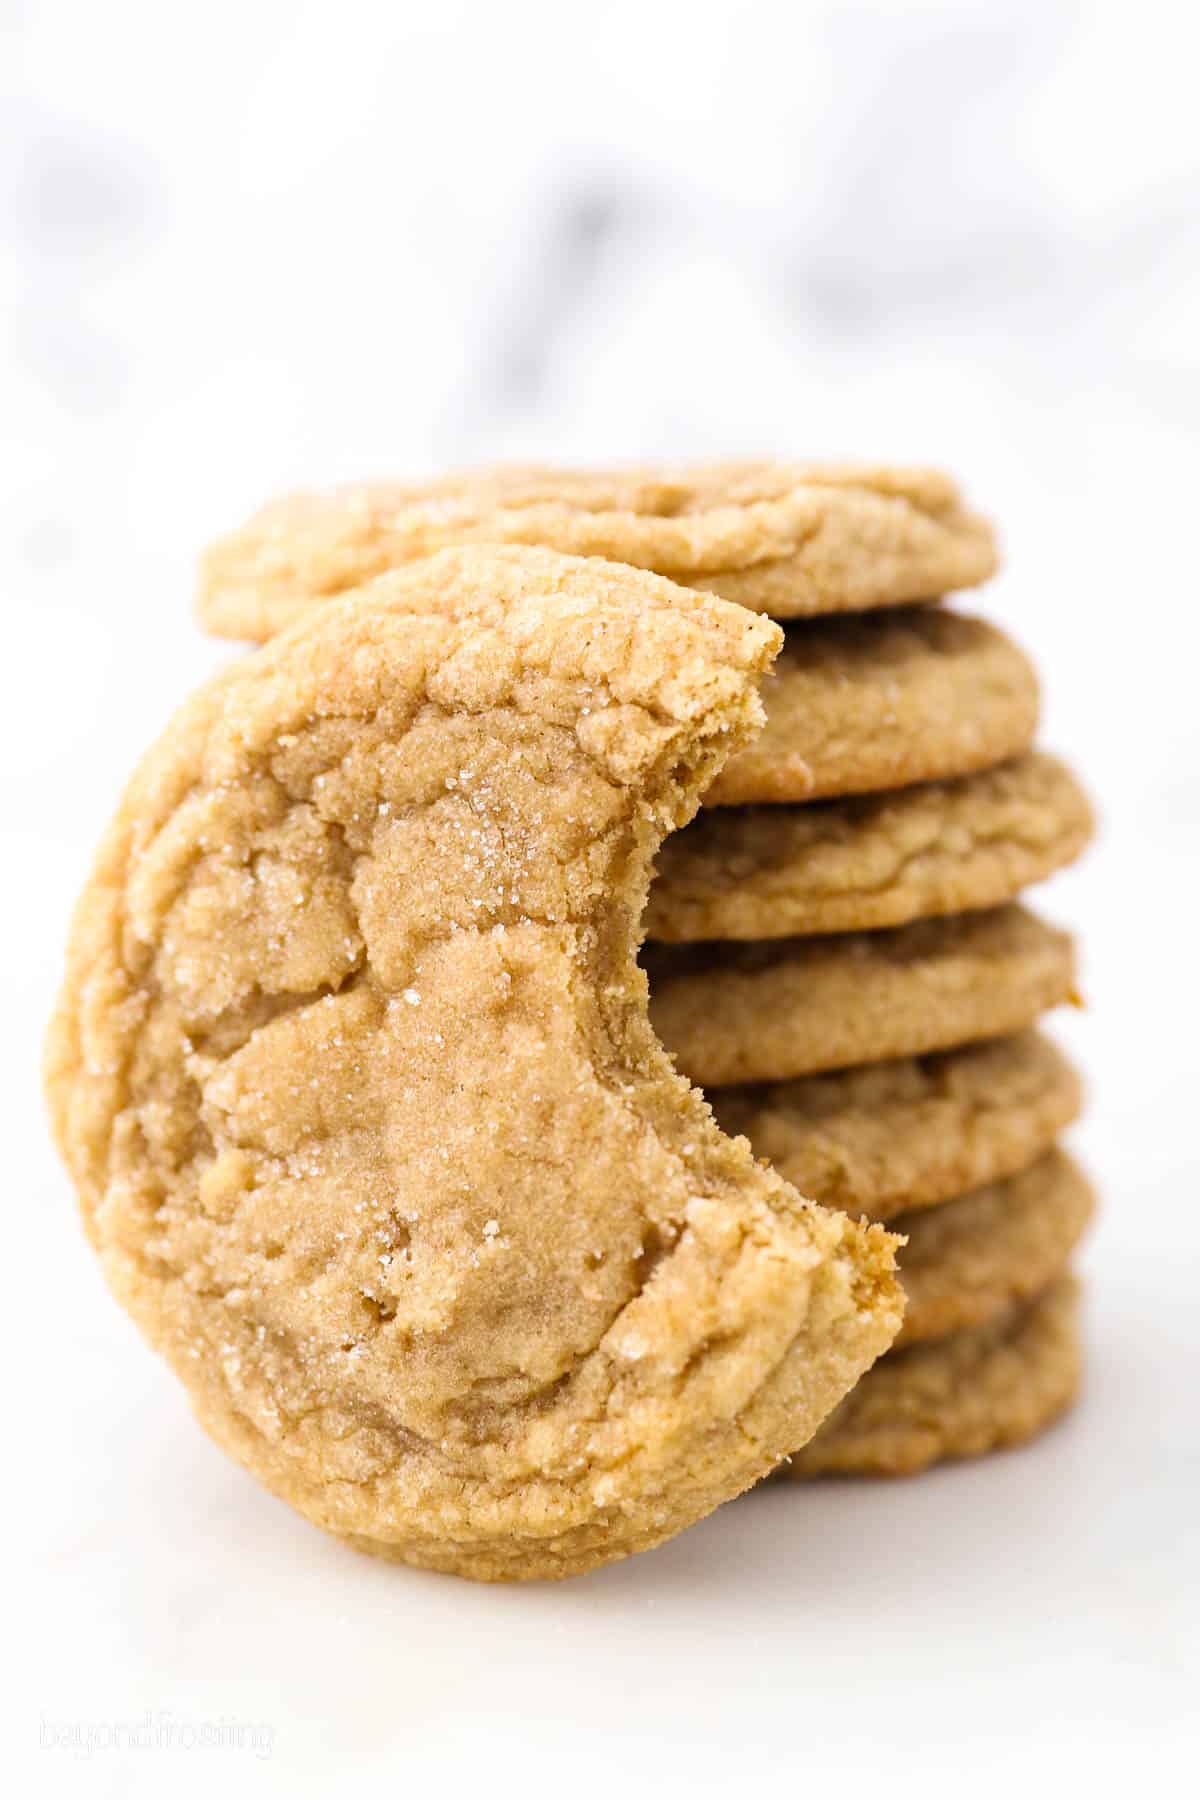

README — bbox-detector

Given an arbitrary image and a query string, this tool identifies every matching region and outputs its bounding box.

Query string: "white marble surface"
[5,2,1199,1793]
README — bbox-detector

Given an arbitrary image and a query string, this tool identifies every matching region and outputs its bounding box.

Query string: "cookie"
[197,461,997,642]
[892,1151,1093,1347]
[648,905,1077,1086]
[710,1030,1082,1221]
[46,545,905,1583]
[706,609,1038,806]
[781,1275,1081,1477]
[648,752,1093,941]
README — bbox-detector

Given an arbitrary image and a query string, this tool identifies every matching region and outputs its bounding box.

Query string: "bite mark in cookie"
[47,545,903,1582]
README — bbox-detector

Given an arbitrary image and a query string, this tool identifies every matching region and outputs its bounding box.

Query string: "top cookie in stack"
[198,461,997,642]
[199,461,1094,1480]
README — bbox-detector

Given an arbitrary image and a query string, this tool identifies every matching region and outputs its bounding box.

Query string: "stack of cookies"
[644,632,1094,1478]
[198,462,1094,1482]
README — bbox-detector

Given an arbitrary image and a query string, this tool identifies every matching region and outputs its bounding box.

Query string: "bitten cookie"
[781,1276,1081,1477]
[706,609,1038,806]
[197,461,997,641]
[648,752,1093,942]
[892,1151,1094,1346]
[649,905,1078,1086]
[46,545,903,1583]
[710,1030,1082,1221]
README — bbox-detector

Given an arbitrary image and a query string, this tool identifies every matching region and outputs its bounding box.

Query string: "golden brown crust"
[781,1275,1082,1478]
[648,906,1078,1087]
[691,504,995,617]
[892,1151,1093,1346]
[648,753,1094,941]
[46,544,903,1582]
[705,608,1038,805]
[197,461,998,641]
[710,1030,1082,1221]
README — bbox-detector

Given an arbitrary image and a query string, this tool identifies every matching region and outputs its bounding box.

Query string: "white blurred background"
[5,2,1198,1794]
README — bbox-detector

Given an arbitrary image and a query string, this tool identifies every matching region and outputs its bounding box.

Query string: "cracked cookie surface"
[706,609,1038,806]
[649,905,1077,1086]
[648,752,1093,941]
[711,1030,1081,1221]
[197,461,997,642]
[47,545,903,1582]
[781,1275,1081,1477]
